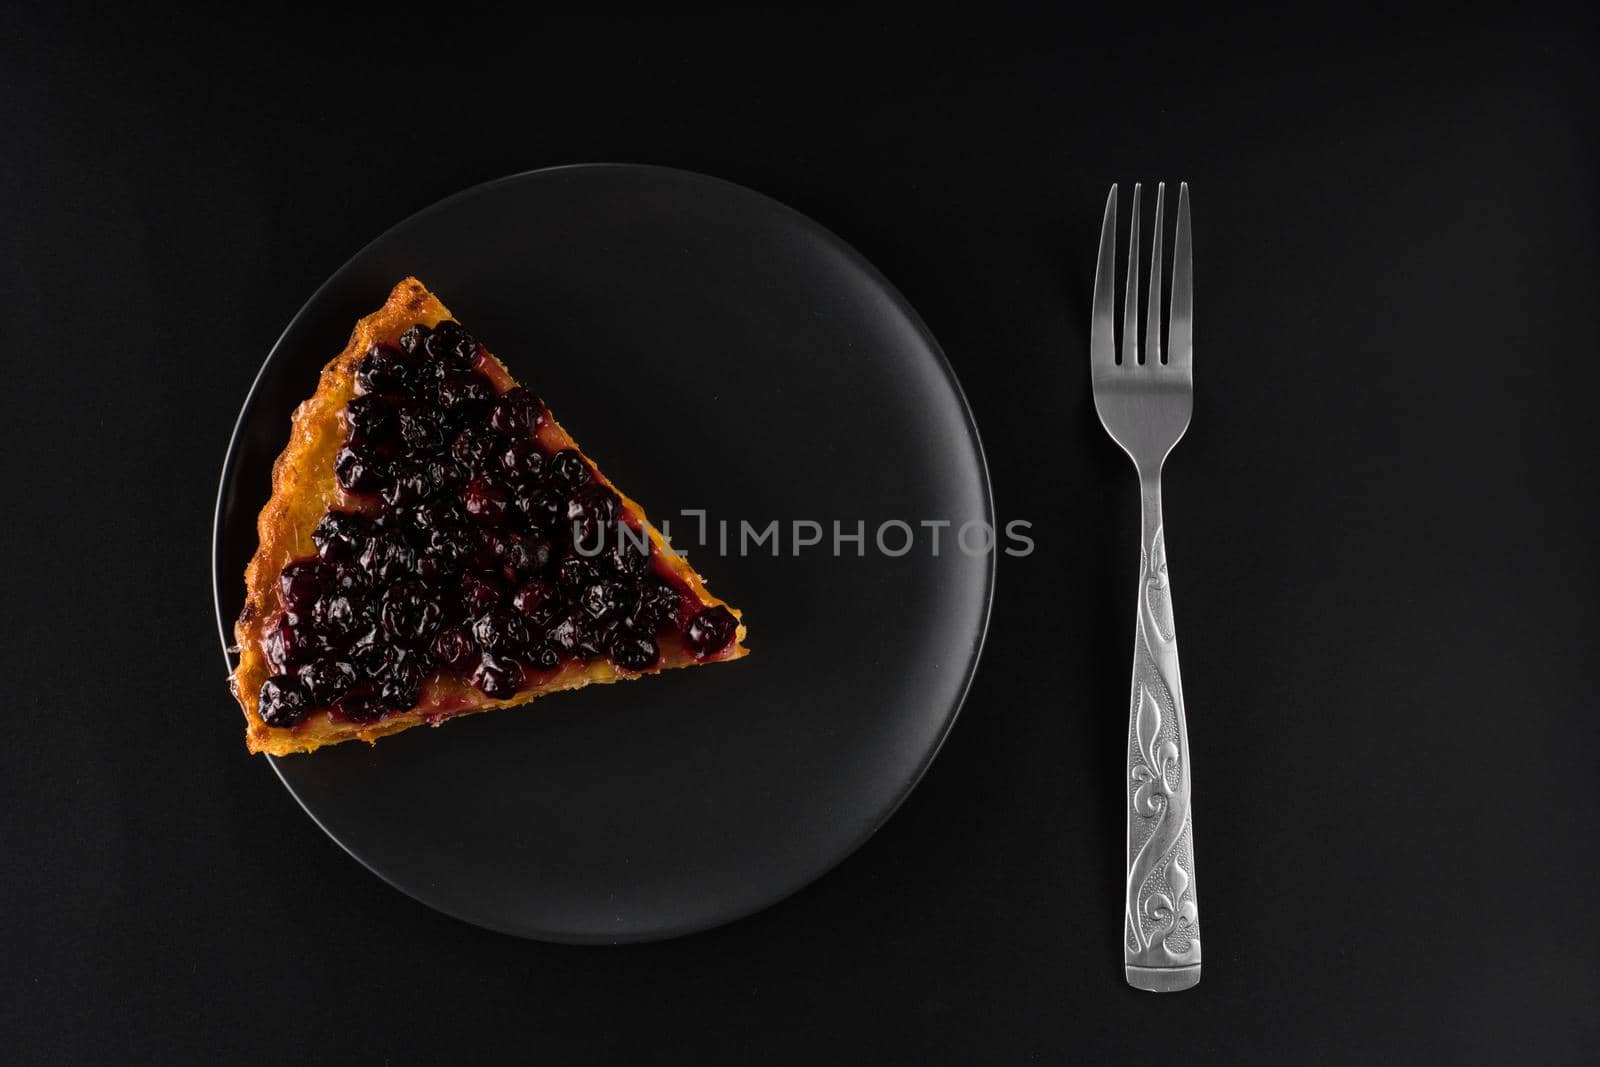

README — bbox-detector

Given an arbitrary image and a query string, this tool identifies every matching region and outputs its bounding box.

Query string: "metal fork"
[1091,182,1202,992]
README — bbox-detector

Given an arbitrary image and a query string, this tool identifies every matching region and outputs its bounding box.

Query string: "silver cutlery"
[1090,182,1202,992]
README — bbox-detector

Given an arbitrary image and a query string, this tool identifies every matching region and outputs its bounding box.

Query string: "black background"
[4,6,1598,1063]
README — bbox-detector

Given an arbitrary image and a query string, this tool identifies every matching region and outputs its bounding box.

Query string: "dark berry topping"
[567,485,620,551]
[358,530,417,585]
[420,529,474,577]
[344,394,393,437]
[472,609,529,656]
[458,572,503,617]
[261,310,735,730]
[263,613,319,670]
[544,608,582,654]
[471,654,524,699]
[356,343,411,394]
[381,463,430,508]
[279,557,335,613]
[573,616,618,659]
[437,372,495,421]
[499,437,545,485]
[685,606,738,656]
[610,631,660,672]
[487,386,544,436]
[425,320,480,372]
[331,561,368,594]
[334,447,388,493]
[397,323,431,355]
[503,532,553,579]
[473,528,512,571]
[608,582,644,628]
[313,590,367,642]
[342,425,401,463]
[579,578,626,621]
[312,511,373,562]
[451,425,505,468]
[407,349,447,399]
[525,643,563,672]
[414,556,446,584]
[608,528,652,580]
[555,555,600,596]
[432,626,477,672]
[409,496,460,532]
[375,646,432,711]
[298,659,358,705]
[510,577,556,620]
[380,579,444,647]
[547,449,591,492]
[397,403,447,454]
[514,485,563,531]
[422,456,470,497]
[635,577,684,631]
[336,689,387,724]
[347,626,387,680]
[463,477,509,525]
[259,675,312,727]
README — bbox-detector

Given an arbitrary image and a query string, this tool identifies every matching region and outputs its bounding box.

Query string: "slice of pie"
[230,277,747,755]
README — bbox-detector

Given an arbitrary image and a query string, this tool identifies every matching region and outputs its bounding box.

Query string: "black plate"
[212,164,993,942]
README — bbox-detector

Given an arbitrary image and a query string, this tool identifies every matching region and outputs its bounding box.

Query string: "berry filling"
[257,320,733,730]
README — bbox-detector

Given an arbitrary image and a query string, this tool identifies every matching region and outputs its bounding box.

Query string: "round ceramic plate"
[212,164,993,942]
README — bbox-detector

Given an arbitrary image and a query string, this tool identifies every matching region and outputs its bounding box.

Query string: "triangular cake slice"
[230,278,748,755]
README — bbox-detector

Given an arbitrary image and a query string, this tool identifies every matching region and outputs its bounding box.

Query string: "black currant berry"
[259,675,311,727]
[685,605,738,656]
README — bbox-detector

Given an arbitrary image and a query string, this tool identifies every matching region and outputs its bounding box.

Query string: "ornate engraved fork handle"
[1123,474,1201,992]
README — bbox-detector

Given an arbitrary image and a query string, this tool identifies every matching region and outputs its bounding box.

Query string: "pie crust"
[229,278,747,755]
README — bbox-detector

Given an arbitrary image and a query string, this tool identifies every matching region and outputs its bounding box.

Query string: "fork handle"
[1123,475,1202,991]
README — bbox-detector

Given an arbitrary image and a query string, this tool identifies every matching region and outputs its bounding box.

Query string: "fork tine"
[1168,182,1193,374]
[1090,184,1118,374]
[1122,182,1142,365]
[1145,182,1165,365]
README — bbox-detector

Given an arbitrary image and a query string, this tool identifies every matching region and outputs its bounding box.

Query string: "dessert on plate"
[229,278,747,755]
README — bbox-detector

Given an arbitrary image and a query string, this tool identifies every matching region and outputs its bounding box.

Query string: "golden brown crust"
[230,278,747,756]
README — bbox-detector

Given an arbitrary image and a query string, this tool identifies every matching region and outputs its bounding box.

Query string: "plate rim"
[210,162,996,943]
